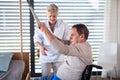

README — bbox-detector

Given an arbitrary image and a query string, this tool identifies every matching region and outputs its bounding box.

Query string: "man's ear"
[80,34,85,39]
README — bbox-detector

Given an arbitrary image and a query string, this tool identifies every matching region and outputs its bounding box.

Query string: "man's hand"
[37,22,56,42]
[37,22,48,32]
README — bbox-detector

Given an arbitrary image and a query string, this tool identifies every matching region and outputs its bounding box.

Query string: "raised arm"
[39,22,55,42]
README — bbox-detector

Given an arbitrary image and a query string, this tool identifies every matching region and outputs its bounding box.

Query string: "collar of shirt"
[46,20,59,33]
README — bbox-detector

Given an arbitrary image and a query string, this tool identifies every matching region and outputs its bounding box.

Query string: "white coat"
[34,20,70,63]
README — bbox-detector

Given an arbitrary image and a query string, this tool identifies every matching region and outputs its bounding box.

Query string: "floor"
[30,76,120,80]
[91,76,120,80]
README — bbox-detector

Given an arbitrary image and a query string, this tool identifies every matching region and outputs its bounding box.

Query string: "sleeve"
[51,38,91,57]
[33,27,43,44]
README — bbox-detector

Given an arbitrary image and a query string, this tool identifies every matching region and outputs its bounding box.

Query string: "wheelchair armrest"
[90,64,103,69]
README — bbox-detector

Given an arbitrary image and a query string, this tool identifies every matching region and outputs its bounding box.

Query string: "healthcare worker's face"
[70,27,85,44]
[47,12,58,25]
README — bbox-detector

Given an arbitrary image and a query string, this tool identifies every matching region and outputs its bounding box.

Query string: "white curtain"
[104,0,120,77]
[104,0,118,42]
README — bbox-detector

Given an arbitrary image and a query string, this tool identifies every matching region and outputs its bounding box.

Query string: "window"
[33,0,105,76]
[0,0,105,77]
[0,0,30,52]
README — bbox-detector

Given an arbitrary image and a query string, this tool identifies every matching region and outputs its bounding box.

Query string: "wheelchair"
[81,64,103,80]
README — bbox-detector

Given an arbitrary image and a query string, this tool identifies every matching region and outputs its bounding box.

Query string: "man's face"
[70,27,84,44]
[47,12,58,25]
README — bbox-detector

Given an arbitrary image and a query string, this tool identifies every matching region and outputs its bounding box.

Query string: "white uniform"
[34,19,69,63]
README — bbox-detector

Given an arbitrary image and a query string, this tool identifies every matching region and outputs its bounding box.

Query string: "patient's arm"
[55,37,70,45]
[38,22,69,45]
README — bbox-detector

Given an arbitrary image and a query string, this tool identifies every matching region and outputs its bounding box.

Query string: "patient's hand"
[37,22,48,32]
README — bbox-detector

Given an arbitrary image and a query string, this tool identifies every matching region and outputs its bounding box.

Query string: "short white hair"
[47,4,58,13]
